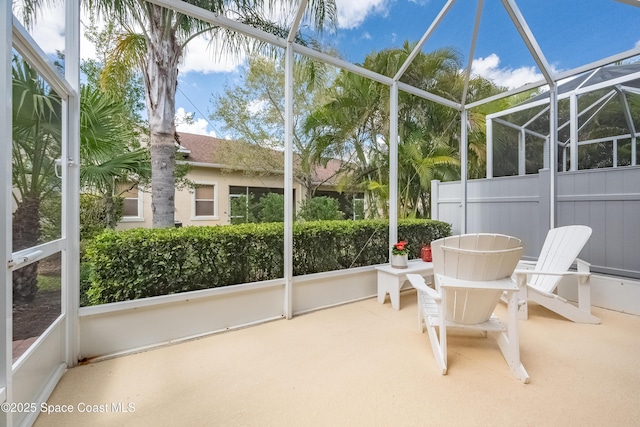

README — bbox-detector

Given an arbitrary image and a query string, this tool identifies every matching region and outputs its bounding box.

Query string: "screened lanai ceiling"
[13,0,640,113]
[139,0,640,112]
[495,62,640,135]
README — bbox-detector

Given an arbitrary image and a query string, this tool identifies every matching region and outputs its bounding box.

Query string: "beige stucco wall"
[117,165,306,229]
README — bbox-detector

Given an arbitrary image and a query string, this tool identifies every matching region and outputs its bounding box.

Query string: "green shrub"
[298,196,344,221]
[40,194,62,242]
[80,194,124,240]
[229,194,257,224]
[85,219,450,305]
[79,262,92,307]
[257,193,285,222]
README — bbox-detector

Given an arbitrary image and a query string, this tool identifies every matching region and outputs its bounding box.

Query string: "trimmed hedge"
[85,219,450,305]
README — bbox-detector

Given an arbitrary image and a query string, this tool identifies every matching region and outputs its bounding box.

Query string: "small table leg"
[389,285,400,310]
[377,272,403,310]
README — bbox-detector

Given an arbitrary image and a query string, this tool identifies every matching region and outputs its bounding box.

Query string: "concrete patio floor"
[35,290,640,426]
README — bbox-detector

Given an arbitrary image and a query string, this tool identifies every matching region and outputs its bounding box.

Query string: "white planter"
[391,254,408,269]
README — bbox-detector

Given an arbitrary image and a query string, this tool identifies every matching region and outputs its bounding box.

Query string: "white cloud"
[334,0,390,30]
[21,1,390,74]
[635,39,640,49]
[80,27,98,61]
[260,0,387,33]
[179,35,246,74]
[14,3,66,56]
[22,3,244,75]
[471,53,544,89]
[16,5,103,62]
[246,99,267,115]
[361,32,372,40]
[175,107,217,137]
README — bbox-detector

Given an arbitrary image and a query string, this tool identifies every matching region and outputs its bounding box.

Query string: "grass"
[37,275,62,292]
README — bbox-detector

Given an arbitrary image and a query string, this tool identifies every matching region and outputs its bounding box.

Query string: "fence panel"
[557,167,640,278]
[432,167,640,279]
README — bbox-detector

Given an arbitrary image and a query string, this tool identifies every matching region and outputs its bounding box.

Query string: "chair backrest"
[529,225,592,293]
[432,234,523,280]
[432,234,523,325]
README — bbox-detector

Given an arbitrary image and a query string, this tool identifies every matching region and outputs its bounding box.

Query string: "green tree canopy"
[210,55,341,197]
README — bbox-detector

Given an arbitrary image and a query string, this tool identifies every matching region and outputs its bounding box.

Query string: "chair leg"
[438,296,447,375]
[496,331,530,384]
[529,291,601,324]
[417,292,426,332]
[577,279,591,313]
[426,323,447,375]
[424,298,447,375]
[496,291,530,383]
[517,286,529,320]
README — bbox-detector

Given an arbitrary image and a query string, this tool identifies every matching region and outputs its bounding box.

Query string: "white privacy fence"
[432,167,640,279]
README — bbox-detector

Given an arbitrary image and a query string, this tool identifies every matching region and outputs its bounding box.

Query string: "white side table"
[375,261,434,310]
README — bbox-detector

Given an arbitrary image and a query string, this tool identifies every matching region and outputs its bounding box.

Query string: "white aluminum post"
[613,139,618,167]
[549,84,558,229]
[282,1,305,319]
[284,43,294,319]
[389,83,399,257]
[518,129,526,175]
[1,0,12,414]
[543,136,550,169]
[501,0,554,85]
[486,118,493,178]
[461,0,484,106]
[460,108,468,233]
[394,0,457,82]
[569,93,578,171]
[65,0,81,367]
[431,180,440,220]
[616,84,637,166]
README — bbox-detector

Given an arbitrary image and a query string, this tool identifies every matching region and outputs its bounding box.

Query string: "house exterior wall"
[117,165,307,229]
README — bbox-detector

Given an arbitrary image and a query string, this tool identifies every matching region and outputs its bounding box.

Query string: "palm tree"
[307,45,469,218]
[308,43,510,217]
[305,70,387,216]
[12,57,63,301]
[12,56,148,301]
[84,0,336,227]
[79,84,150,193]
[397,129,458,218]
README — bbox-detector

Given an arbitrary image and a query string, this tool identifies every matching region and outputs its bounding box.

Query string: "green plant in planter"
[392,241,409,255]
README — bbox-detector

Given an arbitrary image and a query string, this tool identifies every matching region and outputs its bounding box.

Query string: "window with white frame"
[193,183,217,219]
[353,197,365,220]
[116,182,143,220]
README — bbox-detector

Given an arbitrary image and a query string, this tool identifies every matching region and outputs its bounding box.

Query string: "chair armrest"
[517,260,537,268]
[437,274,519,292]
[513,269,590,277]
[514,268,591,287]
[406,274,441,300]
[576,258,591,272]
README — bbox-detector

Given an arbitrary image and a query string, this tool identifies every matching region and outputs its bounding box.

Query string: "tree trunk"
[144,5,183,228]
[12,195,41,302]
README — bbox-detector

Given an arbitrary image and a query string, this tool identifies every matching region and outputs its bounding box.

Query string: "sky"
[16,0,640,138]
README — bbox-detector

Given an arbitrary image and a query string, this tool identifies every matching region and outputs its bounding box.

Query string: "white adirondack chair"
[407,233,529,383]
[515,225,600,324]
